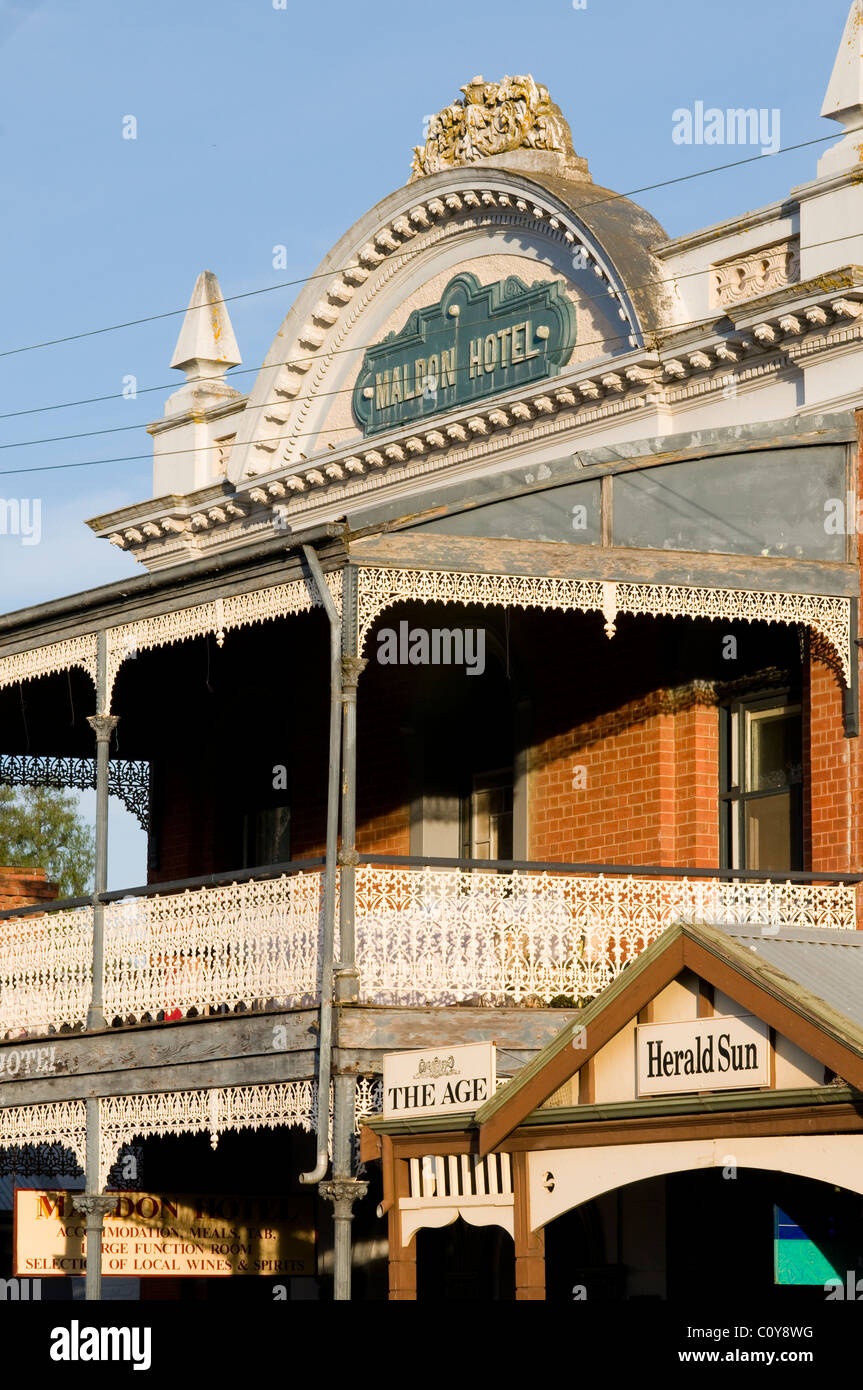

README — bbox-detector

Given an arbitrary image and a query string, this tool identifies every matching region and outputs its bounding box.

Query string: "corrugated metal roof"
[716,925,863,1031]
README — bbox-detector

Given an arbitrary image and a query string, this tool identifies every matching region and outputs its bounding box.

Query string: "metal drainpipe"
[325,567,368,1300]
[299,547,342,1187]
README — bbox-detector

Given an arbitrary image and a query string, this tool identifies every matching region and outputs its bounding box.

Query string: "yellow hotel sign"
[15,1191,315,1277]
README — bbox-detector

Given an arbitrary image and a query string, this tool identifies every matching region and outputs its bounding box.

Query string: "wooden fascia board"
[389,1133,477,1161]
[500,1099,863,1152]
[375,1095,863,1160]
[348,533,858,598]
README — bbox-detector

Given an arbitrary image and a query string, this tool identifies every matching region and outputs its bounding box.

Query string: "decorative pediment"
[409,75,581,180]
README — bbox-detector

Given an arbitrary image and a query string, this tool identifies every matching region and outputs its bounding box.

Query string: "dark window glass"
[243,805,291,868]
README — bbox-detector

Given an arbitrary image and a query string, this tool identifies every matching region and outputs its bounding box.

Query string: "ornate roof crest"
[410,74,579,180]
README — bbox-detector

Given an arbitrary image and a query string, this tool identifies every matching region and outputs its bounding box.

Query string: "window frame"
[719,690,803,872]
[459,767,514,863]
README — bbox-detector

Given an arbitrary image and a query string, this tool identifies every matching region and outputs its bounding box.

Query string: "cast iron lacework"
[97,1084,325,1187]
[0,755,150,831]
[352,864,856,1005]
[0,634,98,696]
[0,868,854,1036]
[355,1077,383,1125]
[0,1084,382,1189]
[0,1101,86,1173]
[0,572,342,707]
[104,572,343,706]
[0,1141,83,1180]
[355,567,852,685]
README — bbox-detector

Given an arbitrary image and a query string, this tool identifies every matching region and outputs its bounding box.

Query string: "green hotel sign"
[352,271,577,437]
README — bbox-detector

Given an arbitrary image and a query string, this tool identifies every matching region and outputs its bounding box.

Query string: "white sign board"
[383,1042,496,1118]
[636,1015,770,1096]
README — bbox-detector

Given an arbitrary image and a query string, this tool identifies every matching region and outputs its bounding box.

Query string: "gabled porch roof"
[475,920,863,1154]
[361,919,863,1163]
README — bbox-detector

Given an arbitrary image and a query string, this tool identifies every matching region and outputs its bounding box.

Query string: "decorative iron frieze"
[0,1083,378,1191]
[0,755,150,831]
[0,575,342,708]
[354,566,852,686]
[0,866,854,1036]
[0,634,98,697]
[105,571,343,707]
[97,1083,326,1188]
[0,1101,86,1174]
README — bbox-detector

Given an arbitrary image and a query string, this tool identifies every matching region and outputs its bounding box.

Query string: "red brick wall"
[0,865,59,911]
[529,689,719,868]
[673,701,720,867]
[803,656,850,872]
[145,571,861,884]
[355,807,411,855]
[532,694,664,864]
[154,760,220,883]
[149,650,855,880]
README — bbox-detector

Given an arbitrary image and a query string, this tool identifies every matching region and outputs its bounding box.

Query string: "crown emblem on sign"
[414,1055,458,1080]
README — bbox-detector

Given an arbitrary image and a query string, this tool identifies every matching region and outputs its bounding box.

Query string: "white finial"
[818,1,863,177]
[170,270,241,381]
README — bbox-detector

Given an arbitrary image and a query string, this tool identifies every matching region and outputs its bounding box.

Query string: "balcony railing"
[0,860,857,1036]
[353,864,857,1006]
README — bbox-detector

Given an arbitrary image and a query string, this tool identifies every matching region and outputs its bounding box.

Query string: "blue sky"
[0,0,854,885]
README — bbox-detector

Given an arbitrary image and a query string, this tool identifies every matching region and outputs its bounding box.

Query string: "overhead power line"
[2,220,861,429]
[0,131,837,362]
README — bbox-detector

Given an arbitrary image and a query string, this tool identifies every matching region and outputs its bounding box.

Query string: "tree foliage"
[0,786,96,898]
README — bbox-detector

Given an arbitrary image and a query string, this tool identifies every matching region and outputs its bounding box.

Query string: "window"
[720,696,802,871]
[242,805,291,869]
[461,769,513,861]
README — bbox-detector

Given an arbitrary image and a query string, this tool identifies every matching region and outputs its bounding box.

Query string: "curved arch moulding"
[355,565,853,688]
[229,170,648,482]
[529,1134,863,1230]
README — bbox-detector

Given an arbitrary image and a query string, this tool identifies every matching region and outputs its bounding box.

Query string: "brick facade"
[529,687,720,868]
[0,865,59,912]
[144,566,860,882]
